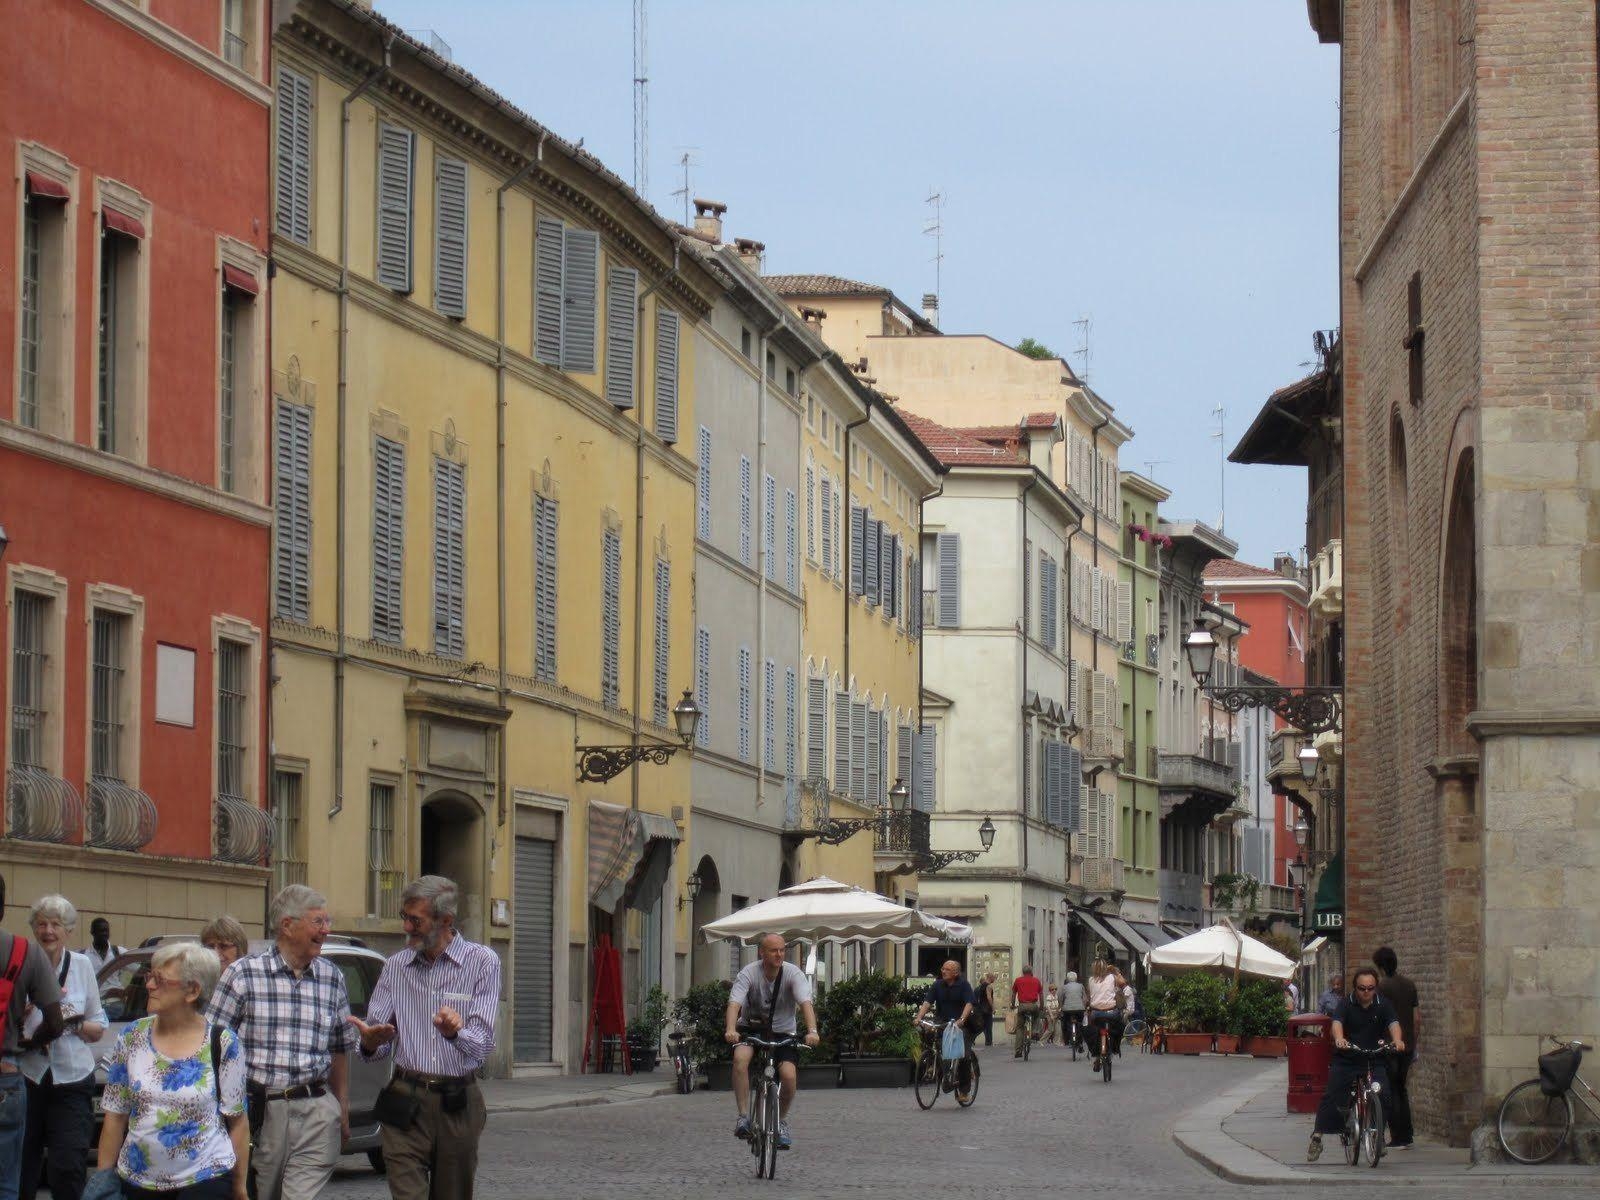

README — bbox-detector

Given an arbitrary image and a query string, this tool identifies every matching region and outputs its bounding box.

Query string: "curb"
[1172,1068,1598,1188]
[485,1081,679,1116]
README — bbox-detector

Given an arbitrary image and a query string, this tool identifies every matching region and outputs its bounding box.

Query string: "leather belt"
[394,1067,475,1092]
[261,1080,327,1102]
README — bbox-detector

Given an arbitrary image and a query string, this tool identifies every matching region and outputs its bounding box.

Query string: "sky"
[372,0,1340,567]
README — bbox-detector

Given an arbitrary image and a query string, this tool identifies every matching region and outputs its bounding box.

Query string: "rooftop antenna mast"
[1211,403,1226,532]
[1072,314,1093,383]
[924,189,944,310]
[632,0,648,196]
[669,150,698,226]
[1143,459,1171,482]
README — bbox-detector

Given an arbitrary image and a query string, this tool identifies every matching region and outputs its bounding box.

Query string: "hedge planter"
[1164,1033,1214,1056]
[838,1055,912,1087]
[1214,1034,1243,1055]
[700,1060,734,1091]
[797,1062,842,1089]
[1247,1035,1288,1058]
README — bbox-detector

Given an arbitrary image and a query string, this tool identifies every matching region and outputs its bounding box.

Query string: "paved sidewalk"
[479,1070,678,1115]
[1174,1062,1596,1187]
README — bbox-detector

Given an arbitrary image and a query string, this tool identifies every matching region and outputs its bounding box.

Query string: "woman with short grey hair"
[200,916,251,967]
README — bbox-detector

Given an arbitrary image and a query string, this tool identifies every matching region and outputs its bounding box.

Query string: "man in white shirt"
[723,934,819,1152]
[83,919,122,976]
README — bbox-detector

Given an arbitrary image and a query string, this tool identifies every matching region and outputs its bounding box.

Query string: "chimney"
[922,292,940,328]
[1274,552,1299,579]
[693,198,726,244]
[733,237,765,272]
[799,305,827,334]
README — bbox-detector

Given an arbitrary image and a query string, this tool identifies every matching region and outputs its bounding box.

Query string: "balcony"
[1262,883,1299,916]
[214,793,274,865]
[873,807,933,857]
[1266,726,1301,787]
[1080,856,1123,893]
[1156,752,1238,801]
[1084,726,1120,762]
[4,766,83,844]
[1310,538,1342,619]
[87,776,158,851]
[1158,868,1205,925]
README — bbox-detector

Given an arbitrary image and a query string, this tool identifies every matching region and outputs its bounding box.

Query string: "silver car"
[91,935,394,1172]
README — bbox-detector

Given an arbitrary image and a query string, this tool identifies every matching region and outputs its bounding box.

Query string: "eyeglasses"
[400,914,431,929]
[298,915,334,929]
[1354,984,1377,993]
[146,972,181,990]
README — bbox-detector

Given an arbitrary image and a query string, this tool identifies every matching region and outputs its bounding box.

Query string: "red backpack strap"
[3,934,26,981]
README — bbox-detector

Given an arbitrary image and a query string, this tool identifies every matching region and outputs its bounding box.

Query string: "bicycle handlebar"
[738,1034,808,1051]
[1338,1043,1394,1058]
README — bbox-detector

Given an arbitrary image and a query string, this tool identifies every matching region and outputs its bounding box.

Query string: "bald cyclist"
[724,933,820,1151]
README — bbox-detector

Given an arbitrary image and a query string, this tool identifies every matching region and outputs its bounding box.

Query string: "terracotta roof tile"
[898,410,1027,467]
[763,274,887,298]
[1203,558,1285,580]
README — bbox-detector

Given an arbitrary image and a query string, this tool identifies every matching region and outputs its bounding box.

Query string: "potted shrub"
[626,984,671,1072]
[820,971,915,1087]
[1236,978,1290,1056]
[1151,973,1227,1054]
[671,980,733,1089]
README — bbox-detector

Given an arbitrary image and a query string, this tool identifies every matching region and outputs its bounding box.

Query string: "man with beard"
[349,876,500,1200]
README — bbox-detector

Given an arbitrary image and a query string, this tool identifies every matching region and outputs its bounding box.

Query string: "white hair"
[29,894,78,931]
[152,942,223,1008]
[269,884,328,933]
[401,875,458,920]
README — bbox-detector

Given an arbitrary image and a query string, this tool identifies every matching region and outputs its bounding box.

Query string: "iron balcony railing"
[215,793,274,865]
[87,775,158,851]
[5,765,83,844]
[873,807,933,857]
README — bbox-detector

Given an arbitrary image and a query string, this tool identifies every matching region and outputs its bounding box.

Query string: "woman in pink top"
[1085,959,1127,1069]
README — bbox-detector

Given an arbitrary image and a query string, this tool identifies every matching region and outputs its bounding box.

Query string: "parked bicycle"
[1339,1044,1390,1167]
[1497,1036,1596,1164]
[739,1034,806,1179]
[667,1029,695,1095]
[914,1018,979,1110]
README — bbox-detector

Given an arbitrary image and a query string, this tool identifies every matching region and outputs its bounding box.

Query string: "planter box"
[1164,1032,1214,1056]
[1246,1035,1288,1058]
[838,1055,912,1087]
[700,1060,734,1091]
[1214,1034,1242,1055]
[797,1062,841,1089]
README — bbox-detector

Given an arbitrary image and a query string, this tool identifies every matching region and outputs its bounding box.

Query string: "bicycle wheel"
[1126,1017,1148,1049]
[1497,1078,1574,1164]
[914,1051,942,1110]
[1363,1091,1384,1168]
[1343,1096,1362,1165]
[1022,1022,1032,1061]
[1069,1022,1079,1061]
[761,1083,781,1179]
[956,1053,980,1107]
[1102,1041,1113,1082]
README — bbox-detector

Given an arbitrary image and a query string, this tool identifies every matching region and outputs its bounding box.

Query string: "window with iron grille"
[219,288,239,493]
[10,592,49,768]
[368,780,400,918]
[216,640,249,803]
[271,768,307,891]
[91,610,129,782]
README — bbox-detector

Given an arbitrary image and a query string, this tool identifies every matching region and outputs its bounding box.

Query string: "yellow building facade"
[269,2,719,1074]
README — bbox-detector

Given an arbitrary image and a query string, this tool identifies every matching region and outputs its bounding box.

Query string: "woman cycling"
[1086,959,1127,1071]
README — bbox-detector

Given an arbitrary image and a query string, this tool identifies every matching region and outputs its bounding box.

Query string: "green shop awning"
[1313,853,1344,935]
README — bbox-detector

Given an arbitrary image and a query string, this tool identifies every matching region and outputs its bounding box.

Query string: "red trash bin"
[1287,1014,1333,1113]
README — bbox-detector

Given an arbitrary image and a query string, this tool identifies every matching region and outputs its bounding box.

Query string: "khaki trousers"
[381,1081,486,1200]
[253,1090,340,1200]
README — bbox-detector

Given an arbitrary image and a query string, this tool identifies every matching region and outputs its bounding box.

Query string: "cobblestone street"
[323,1046,1511,1199]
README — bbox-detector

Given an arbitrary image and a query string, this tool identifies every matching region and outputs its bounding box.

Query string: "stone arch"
[419,787,485,939]
[690,854,722,985]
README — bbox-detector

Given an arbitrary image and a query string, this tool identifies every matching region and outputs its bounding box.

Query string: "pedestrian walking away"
[206,885,357,1200]
[0,871,66,1200]
[1060,972,1087,1049]
[1010,966,1043,1057]
[723,933,820,1150]
[349,876,501,1200]
[973,974,996,1047]
[1373,947,1420,1149]
[19,894,107,1200]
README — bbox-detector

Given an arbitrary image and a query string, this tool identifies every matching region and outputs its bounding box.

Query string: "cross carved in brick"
[1402,270,1424,404]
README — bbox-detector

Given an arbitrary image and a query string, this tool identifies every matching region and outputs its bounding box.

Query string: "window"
[433,156,468,318]
[763,658,776,771]
[274,66,314,245]
[805,676,827,781]
[652,560,670,726]
[784,488,798,591]
[17,168,71,434]
[653,309,680,442]
[534,217,599,373]
[765,349,775,380]
[604,266,638,408]
[97,213,143,456]
[372,436,406,643]
[695,627,711,747]
[216,639,250,803]
[740,328,752,359]
[217,256,262,497]
[431,457,466,658]
[819,475,833,576]
[271,768,307,891]
[534,494,558,682]
[696,426,712,540]
[804,466,816,564]
[601,526,621,708]
[219,289,239,491]
[737,646,752,762]
[375,123,414,292]
[91,610,131,782]
[934,531,960,628]
[273,401,312,621]
[10,591,51,769]
[763,473,776,581]
[368,780,400,918]
[785,367,797,397]
[784,668,797,781]
[222,0,250,69]
[739,456,752,566]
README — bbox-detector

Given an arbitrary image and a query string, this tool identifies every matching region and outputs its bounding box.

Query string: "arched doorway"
[420,789,484,939]
[690,855,721,985]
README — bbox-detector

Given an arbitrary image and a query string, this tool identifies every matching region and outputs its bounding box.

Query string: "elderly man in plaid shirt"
[207,885,357,1200]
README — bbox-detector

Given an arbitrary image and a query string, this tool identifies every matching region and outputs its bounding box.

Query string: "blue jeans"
[0,1072,29,1200]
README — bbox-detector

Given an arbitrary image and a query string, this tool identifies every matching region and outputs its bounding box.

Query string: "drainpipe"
[495,134,545,838]
[331,35,393,818]
[629,244,682,814]
[1018,475,1037,877]
[1061,510,1083,889]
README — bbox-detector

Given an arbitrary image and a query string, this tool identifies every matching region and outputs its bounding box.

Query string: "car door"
[332,952,391,1114]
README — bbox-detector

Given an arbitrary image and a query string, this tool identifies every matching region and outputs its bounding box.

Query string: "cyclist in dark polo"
[1307,966,1405,1161]
[913,960,977,1091]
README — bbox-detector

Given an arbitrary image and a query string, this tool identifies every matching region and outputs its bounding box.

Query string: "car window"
[334,955,372,1018]
[102,965,152,1024]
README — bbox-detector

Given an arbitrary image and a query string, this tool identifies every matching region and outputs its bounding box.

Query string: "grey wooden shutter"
[819,476,833,575]
[375,123,414,292]
[833,692,850,791]
[534,216,564,365]
[805,467,815,561]
[864,703,880,805]
[737,646,752,761]
[1024,541,1033,637]
[1044,741,1061,827]
[601,528,621,708]
[561,227,598,373]
[805,676,827,781]
[849,505,867,596]
[1117,581,1133,643]
[913,724,936,813]
[884,534,899,617]
[896,725,912,794]
[784,668,797,781]
[695,627,711,746]
[654,308,680,442]
[433,155,468,318]
[784,489,798,590]
[652,559,670,725]
[763,658,776,771]
[935,532,960,628]
[763,473,777,581]
[739,457,752,565]
[864,516,880,606]
[850,700,867,801]
[909,555,921,638]
[1066,745,1083,832]
[273,401,312,622]
[431,457,465,657]
[832,488,843,581]
[604,266,637,408]
[371,435,406,643]
[534,495,558,682]
[696,426,711,539]
[1042,556,1058,653]
[274,66,313,245]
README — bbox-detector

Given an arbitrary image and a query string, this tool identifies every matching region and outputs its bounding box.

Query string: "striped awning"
[588,799,681,912]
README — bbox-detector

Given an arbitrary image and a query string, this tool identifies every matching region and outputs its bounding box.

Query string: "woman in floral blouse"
[95,942,248,1200]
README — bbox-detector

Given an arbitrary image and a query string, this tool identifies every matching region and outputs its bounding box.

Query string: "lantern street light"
[1181,618,1343,735]
[575,688,702,783]
[678,869,703,911]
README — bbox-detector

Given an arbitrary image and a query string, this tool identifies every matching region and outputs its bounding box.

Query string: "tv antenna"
[1072,314,1093,383]
[1142,459,1171,482]
[632,0,649,195]
[924,190,945,310]
[669,149,698,226]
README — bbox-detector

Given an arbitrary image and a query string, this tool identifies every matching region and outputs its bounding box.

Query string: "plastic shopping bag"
[942,1022,966,1062]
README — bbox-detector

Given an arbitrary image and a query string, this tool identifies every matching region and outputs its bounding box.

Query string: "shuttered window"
[273,401,312,621]
[274,66,313,245]
[784,489,798,591]
[534,495,558,682]
[935,532,960,628]
[534,216,564,365]
[763,658,776,771]
[375,123,414,292]
[849,700,867,801]
[864,703,880,805]
[896,725,913,795]
[737,646,752,761]
[562,227,598,374]
[864,515,880,606]
[908,554,921,639]
[1024,540,1033,637]
[849,505,867,596]
[601,527,621,708]
[763,473,777,581]
[431,458,466,658]
[1041,555,1058,653]
[1065,744,1083,831]
[784,668,797,781]
[833,692,850,792]
[652,559,670,726]
[695,627,711,747]
[805,467,816,562]
[433,156,468,317]
[696,426,712,540]
[604,266,638,408]
[654,308,680,442]
[819,476,833,576]
[883,533,898,618]
[739,457,753,566]
[1091,566,1104,632]
[805,676,826,781]
[371,436,405,643]
[1117,581,1133,643]
[913,724,937,813]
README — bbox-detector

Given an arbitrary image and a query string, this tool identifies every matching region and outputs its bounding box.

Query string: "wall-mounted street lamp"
[678,869,703,911]
[1182,619,1343,734]
[575,688,703,783]
[793,777,996,874]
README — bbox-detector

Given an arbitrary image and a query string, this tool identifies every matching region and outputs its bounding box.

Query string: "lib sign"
[1314,910,1344,931]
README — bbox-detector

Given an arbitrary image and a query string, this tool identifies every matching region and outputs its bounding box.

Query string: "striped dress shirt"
[362,935,500,1076]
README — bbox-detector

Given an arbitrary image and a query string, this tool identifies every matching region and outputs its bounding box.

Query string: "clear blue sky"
[373,0,1339,566]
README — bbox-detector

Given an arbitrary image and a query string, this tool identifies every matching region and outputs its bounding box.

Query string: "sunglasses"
[1354,984,1377,993]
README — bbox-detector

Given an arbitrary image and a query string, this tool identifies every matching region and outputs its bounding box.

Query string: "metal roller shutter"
[513,836,556,1062]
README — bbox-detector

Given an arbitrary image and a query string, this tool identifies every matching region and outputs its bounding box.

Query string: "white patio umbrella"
[1147,918,1296,981]
[699,876,972,945]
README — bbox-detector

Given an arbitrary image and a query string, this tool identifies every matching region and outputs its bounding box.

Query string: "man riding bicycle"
[1010,965,1043,1057]
[913,960,976,1090]
[1306,966,1405,1162]
[725,933,820,1151]
[1060,971,1088,1049]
